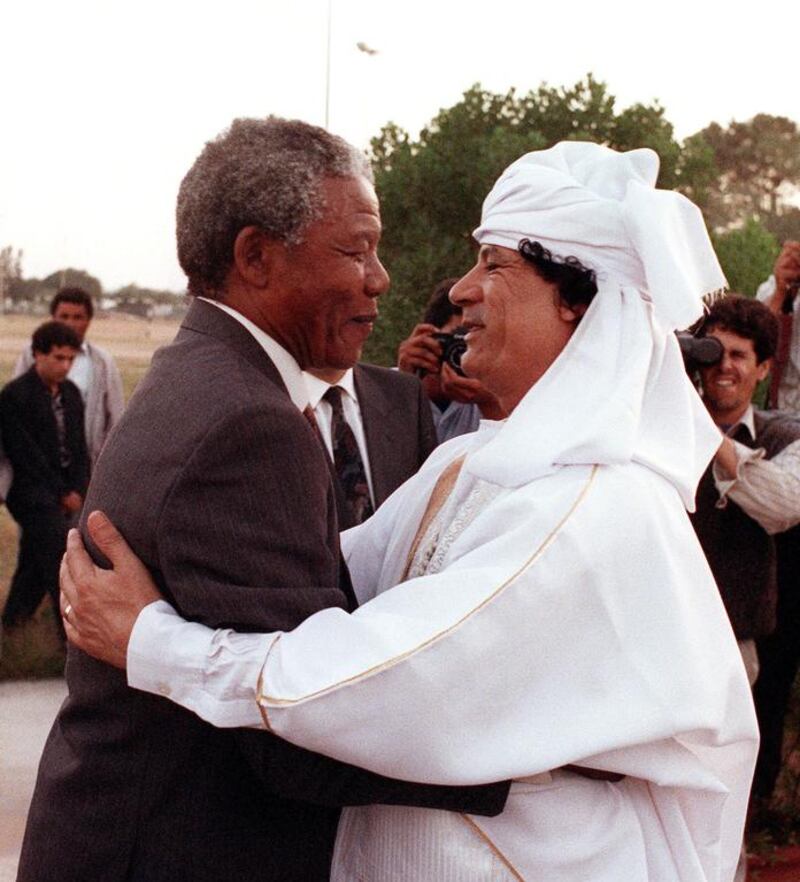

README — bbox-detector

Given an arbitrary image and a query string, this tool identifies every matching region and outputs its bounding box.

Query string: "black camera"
[676,331,723,374]
[433,325,468,377]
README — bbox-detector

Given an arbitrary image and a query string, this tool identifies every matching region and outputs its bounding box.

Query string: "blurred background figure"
[12,287,124,468]
[757,241,800,413]
[0,321,90,642]
[397,278,505,443]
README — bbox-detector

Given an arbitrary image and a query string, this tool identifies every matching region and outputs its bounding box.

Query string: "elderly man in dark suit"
[18,118,507,882]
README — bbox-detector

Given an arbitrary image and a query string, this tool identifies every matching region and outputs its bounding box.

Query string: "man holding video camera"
[397,278,505,442]
[691,296,800,859]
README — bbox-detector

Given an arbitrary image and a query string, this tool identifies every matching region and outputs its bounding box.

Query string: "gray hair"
[176,116,373,298]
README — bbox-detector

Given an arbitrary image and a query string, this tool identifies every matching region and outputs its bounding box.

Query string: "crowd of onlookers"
[1,239,799,855]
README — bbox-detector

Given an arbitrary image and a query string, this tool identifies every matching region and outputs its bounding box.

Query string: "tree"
[365,76,717,365]
[694,114,800,231]
[42,268,103,300]
[110,283,187,318]
[712,218,780,297]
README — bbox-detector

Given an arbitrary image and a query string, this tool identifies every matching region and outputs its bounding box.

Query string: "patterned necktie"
[323,385,373,525]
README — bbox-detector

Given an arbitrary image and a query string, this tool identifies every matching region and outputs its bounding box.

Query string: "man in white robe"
[61,141,758,882]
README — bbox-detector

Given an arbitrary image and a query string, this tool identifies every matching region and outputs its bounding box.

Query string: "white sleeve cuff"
[127,600,277,729]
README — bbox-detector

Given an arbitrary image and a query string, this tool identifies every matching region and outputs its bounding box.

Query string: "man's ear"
[756,357,772,383]
[557,300,589,324]
[232,226,277,288]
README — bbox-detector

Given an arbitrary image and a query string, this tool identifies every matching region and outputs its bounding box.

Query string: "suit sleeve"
[153,403,509,815]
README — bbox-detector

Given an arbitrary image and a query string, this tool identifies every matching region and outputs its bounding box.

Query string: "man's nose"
[366,254,390,298]
[449,270,478,306]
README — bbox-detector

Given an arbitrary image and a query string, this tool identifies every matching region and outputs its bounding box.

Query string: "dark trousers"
[2,503,69,638]
[753,587,800,800]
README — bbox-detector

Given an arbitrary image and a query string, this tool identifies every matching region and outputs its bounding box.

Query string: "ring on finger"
[63,602,72,620]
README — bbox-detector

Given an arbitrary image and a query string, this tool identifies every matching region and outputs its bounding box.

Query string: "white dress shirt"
[304,369,375,505]
[67,343,93,401]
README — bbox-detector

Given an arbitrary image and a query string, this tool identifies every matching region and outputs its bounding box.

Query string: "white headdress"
[473,141,725,330]
[466,142,725,508]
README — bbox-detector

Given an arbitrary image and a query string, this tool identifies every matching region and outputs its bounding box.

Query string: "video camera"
[676,331,723,375]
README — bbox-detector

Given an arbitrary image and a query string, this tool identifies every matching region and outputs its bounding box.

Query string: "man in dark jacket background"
[0,320,89,640]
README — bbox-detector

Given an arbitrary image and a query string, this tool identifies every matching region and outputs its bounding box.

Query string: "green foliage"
[365,76,718,365]
[712,217,780,297]
[695,114,800,230]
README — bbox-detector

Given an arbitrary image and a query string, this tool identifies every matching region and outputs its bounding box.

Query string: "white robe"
[256,290,758,882]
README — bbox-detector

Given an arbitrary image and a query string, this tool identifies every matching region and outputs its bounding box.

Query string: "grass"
[0,312,180,680]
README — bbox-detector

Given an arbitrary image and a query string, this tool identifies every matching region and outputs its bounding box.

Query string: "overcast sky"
[1,0,797,293]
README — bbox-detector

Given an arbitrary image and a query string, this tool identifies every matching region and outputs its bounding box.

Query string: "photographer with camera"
[757,240,800,412]
[690,295,800,868]
[397,278,505,442]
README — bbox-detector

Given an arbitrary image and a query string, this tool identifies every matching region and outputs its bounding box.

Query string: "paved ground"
[0,678,66,882]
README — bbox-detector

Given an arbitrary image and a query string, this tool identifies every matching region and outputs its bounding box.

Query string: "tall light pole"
[324,0,332,129]
[323,0,377,132]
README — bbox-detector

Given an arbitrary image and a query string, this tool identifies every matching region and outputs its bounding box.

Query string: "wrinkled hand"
[60,491,83,515]
[397,323,443,376]
[774,241,800,301]
[60,510,162,669]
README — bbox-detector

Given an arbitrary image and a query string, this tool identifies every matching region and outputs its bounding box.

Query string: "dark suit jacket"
[19,300,507,882]
[0,367,89,518]
[354,362,437,508]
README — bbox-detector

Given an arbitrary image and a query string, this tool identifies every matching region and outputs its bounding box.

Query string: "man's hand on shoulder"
[60,510,163,669]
